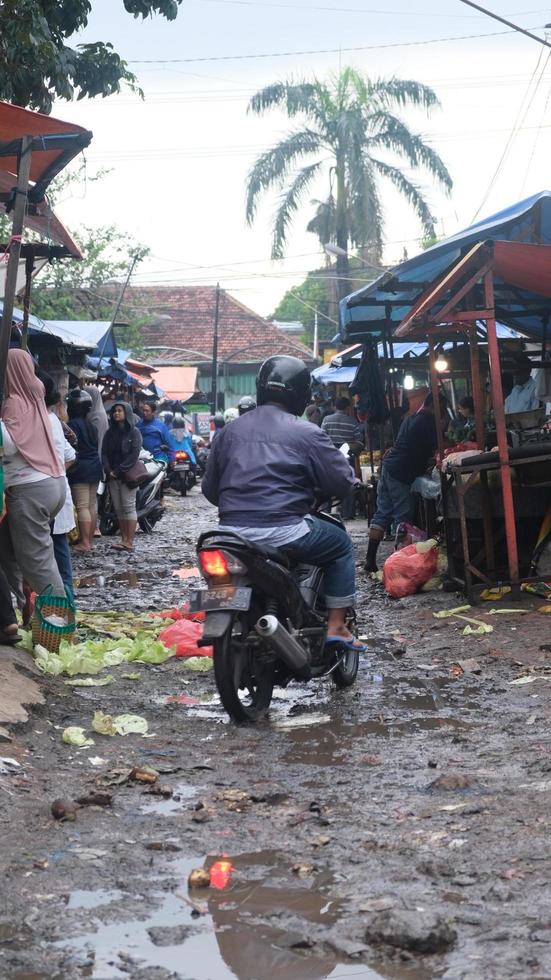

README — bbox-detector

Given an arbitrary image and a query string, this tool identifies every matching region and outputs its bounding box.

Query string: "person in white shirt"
[45,384,77,595]
[504,357,541,415]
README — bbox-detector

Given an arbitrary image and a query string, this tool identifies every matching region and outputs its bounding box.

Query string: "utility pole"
[313,311,319,359]
[211,283,221,415]
[96,248,144,365]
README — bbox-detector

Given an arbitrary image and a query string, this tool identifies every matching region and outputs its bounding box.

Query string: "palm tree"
[245,67,452,296]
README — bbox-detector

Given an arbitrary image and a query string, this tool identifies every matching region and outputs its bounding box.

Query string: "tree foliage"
[272,258,371,343]
[0,0,183,112]
[246,67,452,272]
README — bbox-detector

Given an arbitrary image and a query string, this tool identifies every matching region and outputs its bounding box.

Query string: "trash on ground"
[433,605,471,619]
[453,614,493,635]
[509,675,551,685]
[486,608,529,615]
[383,539,439,599]
[62,726,95,747]
[537,604,551,614]
[92,711,149,737]
[51,798,79,821]
[121,672,141,680]
[209,858,233,890]
[0,757,23,774]
[76,790,113,807]
[166,694,200,705]
[188,868,211,888]
[452,659,482,675]
[131,766,159,784]
[183,656,214,672]
[65,675,115,687]
[159,620,213,658]
[32,632,174,677]
[480,586,511,601]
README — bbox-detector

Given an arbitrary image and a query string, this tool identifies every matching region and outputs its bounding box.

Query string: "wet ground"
[1,490,551,979]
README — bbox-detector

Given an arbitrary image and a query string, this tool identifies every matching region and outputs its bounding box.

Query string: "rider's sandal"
[325,635,369,653]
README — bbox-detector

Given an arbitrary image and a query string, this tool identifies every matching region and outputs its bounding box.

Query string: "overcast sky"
[52,0,551,318]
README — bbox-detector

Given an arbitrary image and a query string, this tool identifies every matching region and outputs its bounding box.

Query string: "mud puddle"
[76,569,172,589]
[59,852,422,979]
[140,782,198,815]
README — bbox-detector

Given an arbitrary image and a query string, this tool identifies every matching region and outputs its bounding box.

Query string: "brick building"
[121,285,316,409]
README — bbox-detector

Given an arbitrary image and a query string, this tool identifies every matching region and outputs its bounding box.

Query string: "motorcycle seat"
[197,530,290,568]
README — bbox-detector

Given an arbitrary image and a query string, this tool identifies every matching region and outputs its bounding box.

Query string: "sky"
[50,0,551,320]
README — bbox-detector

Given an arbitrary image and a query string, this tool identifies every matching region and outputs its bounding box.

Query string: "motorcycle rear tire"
[332,648,359,688]
[99,512,119,536]
[214,614,274,723]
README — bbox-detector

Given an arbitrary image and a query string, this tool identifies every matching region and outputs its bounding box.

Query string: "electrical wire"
[520,59,551,196]
[126,26,545,64]
[457,0,551,50]
[471,46,549,220]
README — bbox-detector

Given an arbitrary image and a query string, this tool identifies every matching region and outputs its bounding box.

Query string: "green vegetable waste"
[31,631,175,677]
[92,711,149,736]
[62,726,95,747]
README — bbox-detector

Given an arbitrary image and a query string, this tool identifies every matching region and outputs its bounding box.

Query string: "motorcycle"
[98,449,167,535]
[168,448,196,496]
[192,436,210,478]
[191,509,359,723]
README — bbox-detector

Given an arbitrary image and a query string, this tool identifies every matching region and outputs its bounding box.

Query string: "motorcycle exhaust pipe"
[255,615,311,680]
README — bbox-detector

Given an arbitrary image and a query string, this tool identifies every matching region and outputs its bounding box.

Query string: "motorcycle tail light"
[175,451,189,460]
[199,549,246,577]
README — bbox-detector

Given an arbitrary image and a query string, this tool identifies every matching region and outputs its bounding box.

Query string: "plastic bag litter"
[383,539,439,599]
[92,711,148,736]
[159,620,213,658]
[62,726,95,747]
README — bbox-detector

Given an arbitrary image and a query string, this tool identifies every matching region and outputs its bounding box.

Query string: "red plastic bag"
[159,620,213,658]
[383,540,438,599]
[154,606,206,622]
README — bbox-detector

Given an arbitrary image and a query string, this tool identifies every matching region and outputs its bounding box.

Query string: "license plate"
[174,463,190,471]
[190,586,251,612]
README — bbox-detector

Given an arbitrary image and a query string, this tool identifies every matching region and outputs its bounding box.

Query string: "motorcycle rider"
[202,355,365,650]
[137,401,173,464]
[237,395,256,415]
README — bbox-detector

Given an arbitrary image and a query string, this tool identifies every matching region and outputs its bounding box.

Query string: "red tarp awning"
[0,101,92,194]
[492,241,551,299]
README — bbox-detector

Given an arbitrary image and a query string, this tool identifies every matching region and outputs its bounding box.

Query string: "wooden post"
[20,250,35,352]
[428,331,445,455]
[0,135,32,405]
[484,271,519,585]
[467,323,485,450]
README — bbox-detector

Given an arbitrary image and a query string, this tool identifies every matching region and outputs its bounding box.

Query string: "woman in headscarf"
[101,401,142,551]
[0,349,66,597]
[84,385,109,451]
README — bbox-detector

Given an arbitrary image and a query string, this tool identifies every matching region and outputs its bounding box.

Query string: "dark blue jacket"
[68,417,103,485]
[137,417,174,461]
[383,410,438,485]
[202,403,355,527]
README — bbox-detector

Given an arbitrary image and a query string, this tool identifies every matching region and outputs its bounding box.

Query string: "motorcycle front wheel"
[214,614,274,723]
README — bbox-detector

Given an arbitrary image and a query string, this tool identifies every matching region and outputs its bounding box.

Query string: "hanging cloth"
[349,339,388,423]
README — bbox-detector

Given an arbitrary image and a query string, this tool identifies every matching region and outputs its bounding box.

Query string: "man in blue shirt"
[504,357,540,415]
[137,402,174,463]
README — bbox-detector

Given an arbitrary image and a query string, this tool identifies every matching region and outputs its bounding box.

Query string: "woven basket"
[31,589,76,653]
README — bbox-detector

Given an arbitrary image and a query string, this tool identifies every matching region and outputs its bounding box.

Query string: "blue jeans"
[52,533,74,596]
[281,515,355,608]
[371,466,414,533]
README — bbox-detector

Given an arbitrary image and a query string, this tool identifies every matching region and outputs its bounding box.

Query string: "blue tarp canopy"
[45,320,117,357]
[341,191,551,343]
[0,302,97,349]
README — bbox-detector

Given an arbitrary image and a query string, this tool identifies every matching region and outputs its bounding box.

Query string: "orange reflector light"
[199,549,229,577]
[209,859,234,890]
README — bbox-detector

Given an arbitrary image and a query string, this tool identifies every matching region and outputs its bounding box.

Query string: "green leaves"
[0,0,183,111]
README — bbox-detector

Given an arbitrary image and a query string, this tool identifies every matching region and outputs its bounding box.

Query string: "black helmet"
[66,388,93,417]
[238,395,256,415]
[256,355,311,416]
[213,412,225,429]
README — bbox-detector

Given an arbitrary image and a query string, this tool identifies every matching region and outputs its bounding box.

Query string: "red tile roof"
[119,285,314,364]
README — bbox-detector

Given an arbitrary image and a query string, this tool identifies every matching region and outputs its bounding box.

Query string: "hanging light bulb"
[434,354,448,373]
[403,374,414,390]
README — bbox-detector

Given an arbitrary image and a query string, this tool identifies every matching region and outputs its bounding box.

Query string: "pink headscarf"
[2,349,63,479]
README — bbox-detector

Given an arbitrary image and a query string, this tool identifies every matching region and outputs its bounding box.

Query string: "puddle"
[140,782,197,816]
[59,852,417,980]
[68,889,124,910]
[172,566,201,580]
[279,676,477,766]
[76,570,171,589]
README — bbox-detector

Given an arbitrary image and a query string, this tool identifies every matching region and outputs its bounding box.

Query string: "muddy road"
[1,489,551,980]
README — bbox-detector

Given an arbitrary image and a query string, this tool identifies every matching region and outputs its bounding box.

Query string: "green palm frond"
[271,162,322,259]
[371,158,436,234]
[248,80,318,117]
[245,129,322,225]
[306,195,336,245]
[366,113,452,191]
[368,77,441,111]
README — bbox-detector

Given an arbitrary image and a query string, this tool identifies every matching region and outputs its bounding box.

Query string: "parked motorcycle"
[191,510,358,723]
[98,450,166,535]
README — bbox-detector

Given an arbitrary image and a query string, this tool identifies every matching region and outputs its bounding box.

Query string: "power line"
[127,26,544,64]
[457,0,551,50]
